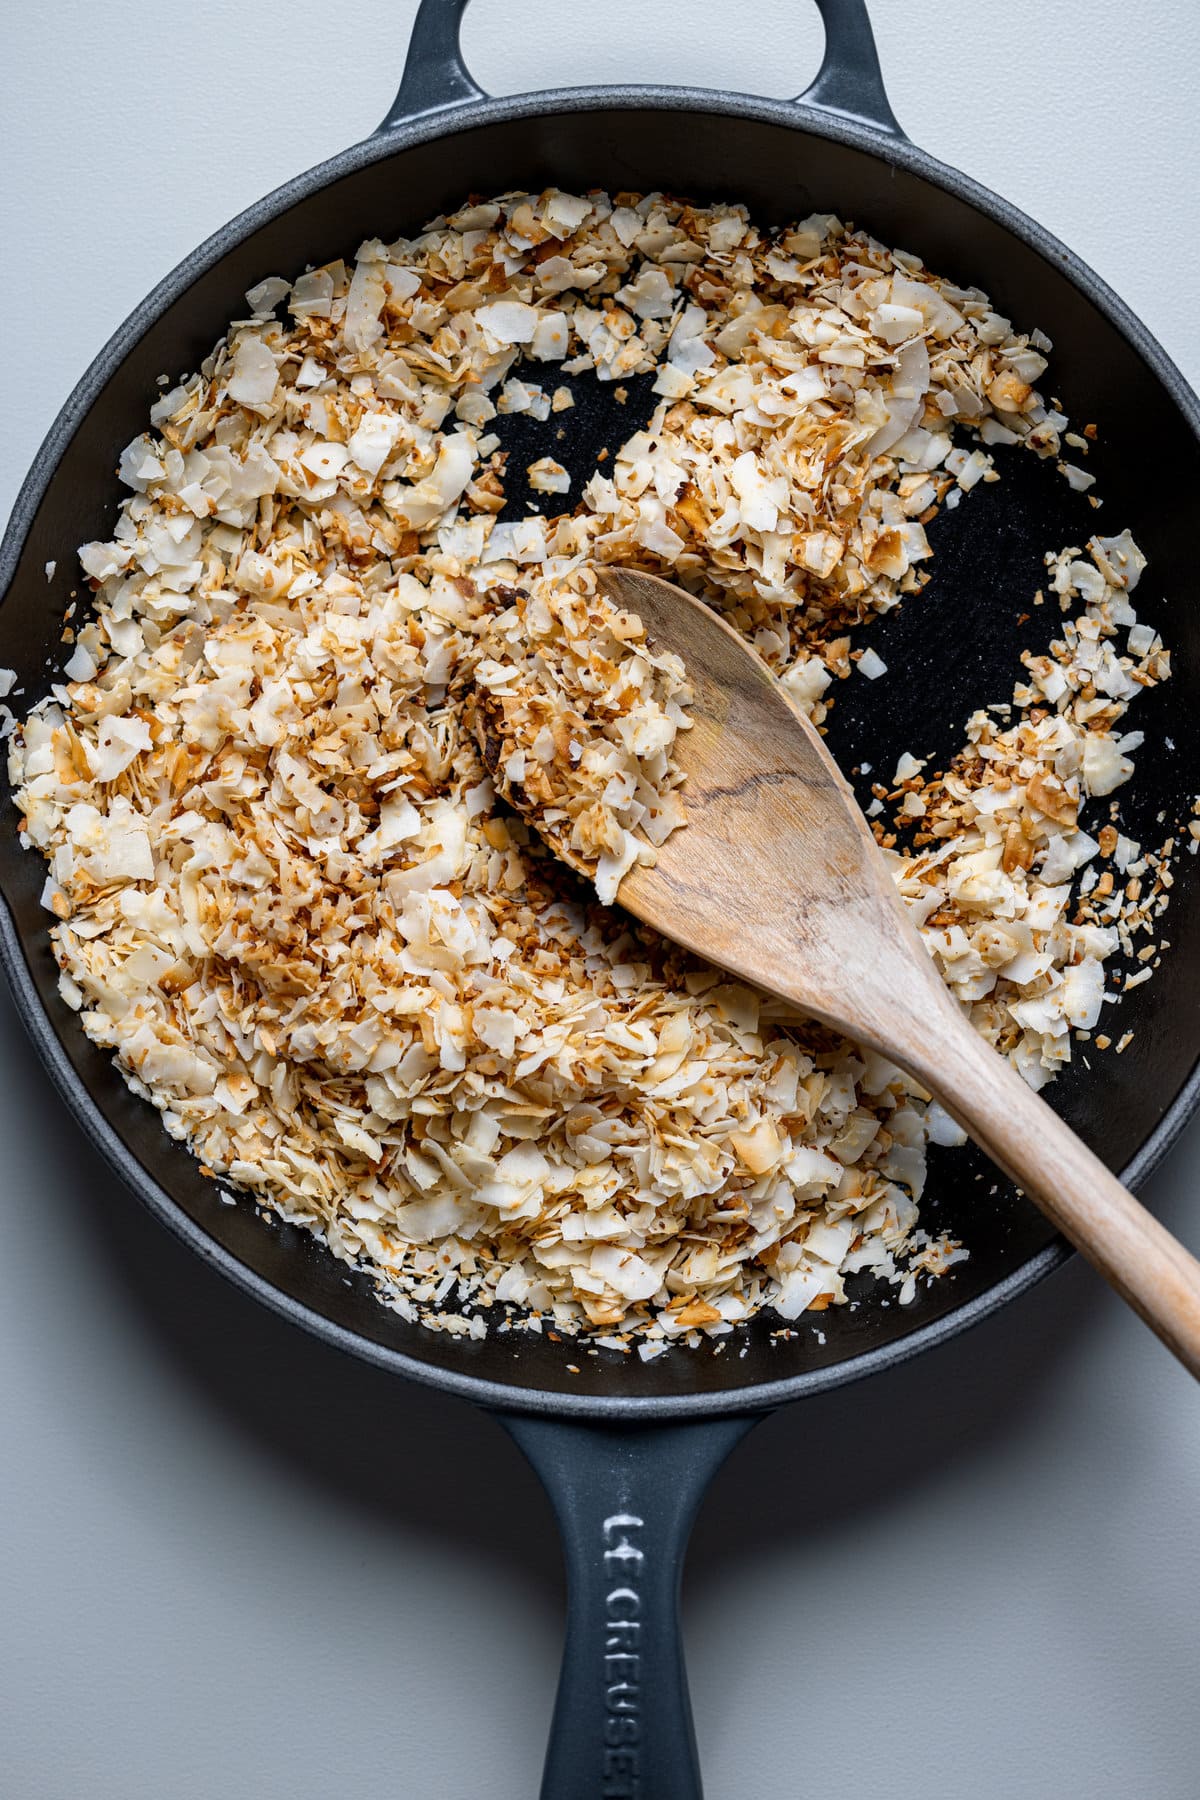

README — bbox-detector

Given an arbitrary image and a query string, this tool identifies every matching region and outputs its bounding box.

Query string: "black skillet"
[3,2,1199,1794]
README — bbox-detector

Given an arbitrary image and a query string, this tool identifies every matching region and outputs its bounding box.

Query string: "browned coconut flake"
[5,188,1180,1349]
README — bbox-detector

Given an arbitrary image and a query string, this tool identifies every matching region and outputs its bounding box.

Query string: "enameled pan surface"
[3,89,1199,1416]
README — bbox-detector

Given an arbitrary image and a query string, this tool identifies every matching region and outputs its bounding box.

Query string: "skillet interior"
[3,96,1198,1412]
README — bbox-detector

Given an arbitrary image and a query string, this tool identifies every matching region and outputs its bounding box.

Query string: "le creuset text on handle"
[500,1414,760,1800]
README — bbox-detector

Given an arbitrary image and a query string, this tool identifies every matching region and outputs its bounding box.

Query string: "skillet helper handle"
[380,0,905,138]
[499,1414,759,1800]
[899,991,1200,1380]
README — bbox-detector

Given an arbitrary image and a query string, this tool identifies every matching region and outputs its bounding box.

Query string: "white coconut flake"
[476,300,540,345]
[226,334,278,407]
[245,275,291,315]
[347,411,402,477]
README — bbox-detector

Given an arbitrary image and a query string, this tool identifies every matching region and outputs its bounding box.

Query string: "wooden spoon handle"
[911,1004,1200,1379]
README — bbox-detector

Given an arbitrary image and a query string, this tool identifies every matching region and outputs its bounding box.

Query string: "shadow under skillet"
[695,1253,1103,1583]
[1,958,1109,1588]
[0,976,553,1587]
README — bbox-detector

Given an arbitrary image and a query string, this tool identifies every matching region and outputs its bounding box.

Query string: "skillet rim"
[2,83,1198,1420]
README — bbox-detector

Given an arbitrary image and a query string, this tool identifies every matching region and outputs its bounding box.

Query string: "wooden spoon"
[564,568,1200,1377]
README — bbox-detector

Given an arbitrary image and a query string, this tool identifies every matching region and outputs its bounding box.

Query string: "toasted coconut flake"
[526,457,571,495]
[10,187,1173,1350]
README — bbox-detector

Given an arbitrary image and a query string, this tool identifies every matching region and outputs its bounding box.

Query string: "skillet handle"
[379,0,486,129]
[499,1412,761,1800]
[795,0,905,138]
[380,0,905,138]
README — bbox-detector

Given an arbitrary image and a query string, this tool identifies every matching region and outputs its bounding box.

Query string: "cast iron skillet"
[3,2,1199,1793]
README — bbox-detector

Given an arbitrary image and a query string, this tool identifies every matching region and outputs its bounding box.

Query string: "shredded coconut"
[7,189,1173,1347]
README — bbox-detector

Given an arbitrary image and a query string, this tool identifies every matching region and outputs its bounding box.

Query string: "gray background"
[3,2,1200,1794]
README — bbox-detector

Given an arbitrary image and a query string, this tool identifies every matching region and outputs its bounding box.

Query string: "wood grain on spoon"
[576,567,1200,1380]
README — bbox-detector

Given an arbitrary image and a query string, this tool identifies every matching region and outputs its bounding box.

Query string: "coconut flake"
[226,335,278,407]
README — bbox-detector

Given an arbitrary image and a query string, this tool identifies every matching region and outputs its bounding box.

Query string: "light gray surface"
[3,3,1200,1795]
